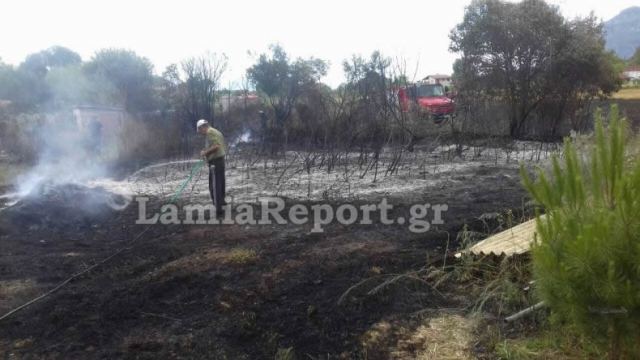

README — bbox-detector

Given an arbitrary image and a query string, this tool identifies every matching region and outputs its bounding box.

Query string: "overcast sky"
[1,0,637,87]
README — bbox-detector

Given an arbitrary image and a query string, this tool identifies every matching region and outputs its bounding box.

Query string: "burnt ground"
[0,166,529,359]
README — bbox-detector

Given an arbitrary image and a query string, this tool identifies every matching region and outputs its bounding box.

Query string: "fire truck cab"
[398,82,455,124]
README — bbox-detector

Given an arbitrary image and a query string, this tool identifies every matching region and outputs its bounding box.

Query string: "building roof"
[425,74,452,79]
[73,105,125,112]
[624,65,640,72]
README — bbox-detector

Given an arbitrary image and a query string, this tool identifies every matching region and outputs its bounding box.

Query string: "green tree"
[522,107,640,358]
[159,64,182,113]
[341,52,393,148]
[0,47,84,110]
[84,49,156,112]
[247,45,327,153]
[0,61,46,111]
[450,0,620,138]
[45,65,119,108]
[20,46,82,77]
[343,51,391,103]
[540,15,622,134]
[247,45,327,136]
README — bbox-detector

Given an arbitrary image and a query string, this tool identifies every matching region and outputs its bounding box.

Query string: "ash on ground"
[0,183,128,232]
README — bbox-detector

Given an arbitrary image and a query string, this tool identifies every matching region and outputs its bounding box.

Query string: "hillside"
[605,6,640,59]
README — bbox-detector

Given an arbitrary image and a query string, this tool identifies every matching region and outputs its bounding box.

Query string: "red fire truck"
[397,82,455,124]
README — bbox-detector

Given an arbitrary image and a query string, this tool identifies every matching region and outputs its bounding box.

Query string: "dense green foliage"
[451,0,621,138]
[521,106,640,357]
[84,49,156,112]
[247,45,327,126]
[0,46,155,112]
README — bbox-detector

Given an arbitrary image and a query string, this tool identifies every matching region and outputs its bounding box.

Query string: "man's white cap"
[196,119,208,132]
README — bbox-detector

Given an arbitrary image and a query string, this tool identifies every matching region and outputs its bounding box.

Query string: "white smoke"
[231,129,251,148]
[14,113,109,197]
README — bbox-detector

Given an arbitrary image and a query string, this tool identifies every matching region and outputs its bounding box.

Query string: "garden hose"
[167,159,205,205]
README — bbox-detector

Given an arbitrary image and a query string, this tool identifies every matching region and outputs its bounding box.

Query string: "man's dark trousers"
[208,157,226,214]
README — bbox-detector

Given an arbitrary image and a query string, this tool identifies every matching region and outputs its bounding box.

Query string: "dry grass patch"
[402,313,476,360]
[612,88,640,100]
[147,247,259,280]
[361,312,477,359]
[148,249,226,279]
[0,279,40,314]
[226,248,258,265]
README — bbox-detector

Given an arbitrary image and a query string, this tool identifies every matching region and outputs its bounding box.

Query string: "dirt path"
[0,166,528,359]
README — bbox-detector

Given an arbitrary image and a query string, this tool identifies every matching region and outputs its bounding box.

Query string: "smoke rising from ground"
[15,114,109,197]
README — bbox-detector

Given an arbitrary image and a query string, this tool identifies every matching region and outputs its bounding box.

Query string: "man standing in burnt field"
[197,119,227,217]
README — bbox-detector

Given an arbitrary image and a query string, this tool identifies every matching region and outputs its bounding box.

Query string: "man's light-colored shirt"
[205,127,226,161]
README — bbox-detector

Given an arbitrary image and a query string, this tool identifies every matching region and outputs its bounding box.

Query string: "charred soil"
[0,167,529,359]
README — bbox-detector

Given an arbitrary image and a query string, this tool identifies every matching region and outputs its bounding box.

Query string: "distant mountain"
[604,7,640,59]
